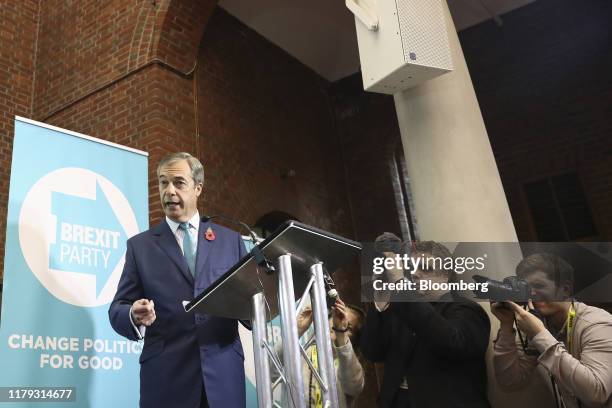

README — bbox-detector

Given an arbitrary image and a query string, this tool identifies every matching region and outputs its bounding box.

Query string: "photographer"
[273,296,365,408]
[491,253,612,407]
[361,234,491,408]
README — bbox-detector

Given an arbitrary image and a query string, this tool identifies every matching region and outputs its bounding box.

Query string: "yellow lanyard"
[310,347,323,408]
[566,304,576,354]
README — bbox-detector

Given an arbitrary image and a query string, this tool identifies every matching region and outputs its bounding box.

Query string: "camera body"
[473,275,531,303]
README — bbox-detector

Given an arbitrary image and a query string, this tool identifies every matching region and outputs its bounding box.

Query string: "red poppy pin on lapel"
[205,227,216,241]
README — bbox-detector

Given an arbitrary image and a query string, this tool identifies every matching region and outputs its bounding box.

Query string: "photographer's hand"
[490,301,515,331]
[383,251,405,283]
[372,251,404,311]
[332,298,349,346]
[297,305,313,337]
[506,301,546,339]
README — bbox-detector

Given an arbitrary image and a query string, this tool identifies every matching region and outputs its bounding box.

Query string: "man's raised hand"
[132,299,156,326]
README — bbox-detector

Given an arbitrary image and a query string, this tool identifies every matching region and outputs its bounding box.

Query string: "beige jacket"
[493,302,612,407]
[273,339,365,408]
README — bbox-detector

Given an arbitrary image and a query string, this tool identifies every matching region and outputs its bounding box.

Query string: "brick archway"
[151,0,218,73]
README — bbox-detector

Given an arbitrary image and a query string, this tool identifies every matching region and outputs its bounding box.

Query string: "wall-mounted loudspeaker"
[347,0,453,94]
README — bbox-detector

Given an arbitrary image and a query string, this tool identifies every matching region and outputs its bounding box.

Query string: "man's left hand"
[506,301,546,339]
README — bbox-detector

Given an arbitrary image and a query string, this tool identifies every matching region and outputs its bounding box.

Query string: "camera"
[472,275,530,303]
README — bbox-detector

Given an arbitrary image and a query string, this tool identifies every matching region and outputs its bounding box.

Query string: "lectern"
[184,221,361,408]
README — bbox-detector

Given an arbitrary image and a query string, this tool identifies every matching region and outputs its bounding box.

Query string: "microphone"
[324,273,339,310]
[201,214,274,272]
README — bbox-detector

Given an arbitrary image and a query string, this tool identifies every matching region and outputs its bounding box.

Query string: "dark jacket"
[109,220,247,408]
[361,293,491,408]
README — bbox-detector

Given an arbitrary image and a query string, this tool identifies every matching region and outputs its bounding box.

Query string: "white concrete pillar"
[393,2,552,407]
[393,13,514,242]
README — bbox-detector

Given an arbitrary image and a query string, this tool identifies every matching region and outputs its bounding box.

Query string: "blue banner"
[0,117,148,407]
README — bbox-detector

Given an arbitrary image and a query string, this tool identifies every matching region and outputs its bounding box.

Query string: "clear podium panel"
[183,221,361,320]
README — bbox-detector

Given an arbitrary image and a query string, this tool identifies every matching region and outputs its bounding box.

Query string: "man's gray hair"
[157,152,204,185]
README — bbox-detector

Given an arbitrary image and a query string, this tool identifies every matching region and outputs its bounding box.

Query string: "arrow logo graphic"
[49,181,126,297]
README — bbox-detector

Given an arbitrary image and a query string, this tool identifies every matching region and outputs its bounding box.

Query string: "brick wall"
[196,8,353,238]
[32,0,354,240]
[32,0,215,120]
[0,0,39,279]
[195,7,356,298]
[0,2,359,287]
[29,0,217,229]
[44,65,198,220]
[459,0,612,241]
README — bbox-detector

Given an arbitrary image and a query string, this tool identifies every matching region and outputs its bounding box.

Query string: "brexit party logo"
[18,168,140,307]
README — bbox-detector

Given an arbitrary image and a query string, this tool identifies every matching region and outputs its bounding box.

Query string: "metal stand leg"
[252,292,272,408]
[310,263,340,408]
[277,254,306,408]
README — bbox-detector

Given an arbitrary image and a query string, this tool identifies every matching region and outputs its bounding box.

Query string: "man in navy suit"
[109,152,248,408]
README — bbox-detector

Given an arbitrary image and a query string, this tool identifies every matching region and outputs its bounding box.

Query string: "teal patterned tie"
[179,222,196,277]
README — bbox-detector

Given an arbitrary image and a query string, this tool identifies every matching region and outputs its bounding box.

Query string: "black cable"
[515,314,529,351]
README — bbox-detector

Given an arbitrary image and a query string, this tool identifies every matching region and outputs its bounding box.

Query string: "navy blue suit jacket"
[109,219,248,408]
